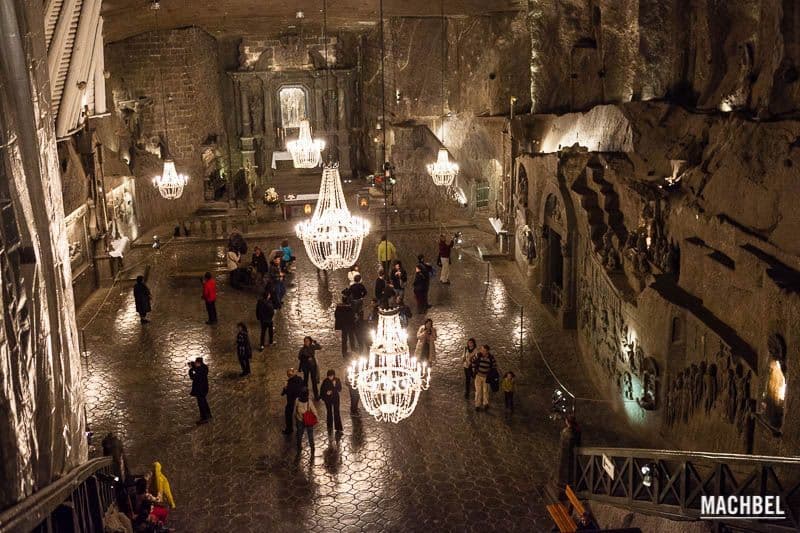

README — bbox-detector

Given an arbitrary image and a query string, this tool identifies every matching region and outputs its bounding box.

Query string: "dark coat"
[392,268,407,289]
[413,270,428,292]
[256,297,275,323]
[334,303,355,331]
[374,277,386,301]
[189,363,209,397]
[133,282,151,314]
[349,282,367,301]
[236,331,252,360]
[320,377,342,404]
[298,341,321,371]
[251,253,269,273]
[282,375,305,404]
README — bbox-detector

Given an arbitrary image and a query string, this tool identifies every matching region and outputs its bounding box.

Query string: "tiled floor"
[78,227,637,532]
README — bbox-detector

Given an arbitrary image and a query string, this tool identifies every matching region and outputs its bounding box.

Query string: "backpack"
[488,366,501,392]
[302,404,318,427]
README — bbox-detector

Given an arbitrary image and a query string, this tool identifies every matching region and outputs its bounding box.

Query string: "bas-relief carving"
[245,79,265,136]
[622,202,680,280]
[665,340,754,435]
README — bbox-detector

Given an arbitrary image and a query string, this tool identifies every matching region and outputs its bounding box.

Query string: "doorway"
[546,228,564,309]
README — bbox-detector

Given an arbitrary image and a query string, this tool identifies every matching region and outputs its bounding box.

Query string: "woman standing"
[294,388,318,456]
[462,338,478,399]
[236,323,252,376]
[133,275,151,324]
[320,369,343,433]
[298,336,322,400]
[392,261,407,301]
[414,318,437,363]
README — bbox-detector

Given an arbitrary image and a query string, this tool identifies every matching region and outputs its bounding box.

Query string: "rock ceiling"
[102,0,522,41]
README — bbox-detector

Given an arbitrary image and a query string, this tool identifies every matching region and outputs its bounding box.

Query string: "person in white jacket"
[294,388,318,456]
[414,318,437,363]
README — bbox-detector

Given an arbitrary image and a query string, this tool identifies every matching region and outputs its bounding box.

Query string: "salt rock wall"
[0,0,86,510]
[103,27,226,230]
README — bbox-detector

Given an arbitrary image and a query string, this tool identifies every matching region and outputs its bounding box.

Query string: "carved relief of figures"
[600,228,619,270]
[637,358,659,410]
[623,372,634,400]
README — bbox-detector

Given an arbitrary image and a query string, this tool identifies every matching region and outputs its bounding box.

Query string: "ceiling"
[101,0,523,41]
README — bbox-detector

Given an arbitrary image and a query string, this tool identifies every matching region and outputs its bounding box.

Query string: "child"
[501,371,516,412]
[280,239,295,271]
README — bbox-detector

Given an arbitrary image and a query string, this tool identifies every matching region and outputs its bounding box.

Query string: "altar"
[282,193,319,220]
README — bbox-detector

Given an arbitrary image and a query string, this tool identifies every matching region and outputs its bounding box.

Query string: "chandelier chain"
[152,1,170,157]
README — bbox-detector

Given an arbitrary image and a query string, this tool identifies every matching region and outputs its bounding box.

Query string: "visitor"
[134,478,167,522]
[201,272,217,324]
[397,296,413,329]
[381,279,396,308]
[376,234,397,273]
[462,338,478,399]
[256,291,275,350]
[349,274,368,308]
[280,239,295,271]
[188,357,212,423]
[414,318,437,363]
[281,368,304,435]
[502,371,516,412]
[374,269,387,302]
[334,293,357,356]
[133,275,151,324]
[148,462,175,510]
[227,227,247,255]
[294,388,318,456]
[298,336,322,401]
[347,264,360,285]
[472,345,497,411]
[438,234,454,284]
[348,381,361,416]
[269,256,286,308]
[133,500,169,533]
[320,369,343,433]
[101,432,130,483]
[226,248,241,288]
[412,264,429,314]
[235,322,252,376]
[392,261,407,301]
[251,246,269,286]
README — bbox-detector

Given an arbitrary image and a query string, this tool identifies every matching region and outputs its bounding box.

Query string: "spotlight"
[641,463,658,487]
[152,235,161,250]
[454,231,463,245]
[96,472,120,485]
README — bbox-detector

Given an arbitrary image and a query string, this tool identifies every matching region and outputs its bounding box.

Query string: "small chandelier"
[295,164,369,270]
[427,148,459,187]
[287,119,325,168]
[348,307,430,423]
[152,159,188,200]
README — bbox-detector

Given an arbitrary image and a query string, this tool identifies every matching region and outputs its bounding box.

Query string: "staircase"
[571,447,800,532]
[571,161,627,251]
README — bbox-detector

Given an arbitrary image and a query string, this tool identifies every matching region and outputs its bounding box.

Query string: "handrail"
[577,446,800,465]
[0,456,112,533]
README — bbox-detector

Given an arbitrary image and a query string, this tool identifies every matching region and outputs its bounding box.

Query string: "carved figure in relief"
[623,372,634,400]
[704,363,718,413]
[725,368,737,423]
[735,368,750,430]
[634,346,644,377]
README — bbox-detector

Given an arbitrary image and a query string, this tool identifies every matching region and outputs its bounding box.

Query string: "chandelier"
[348,308,430,423]
[152,159,188,200]
[287,119,325,168]
[295,164,369,270]
[150,0,189,199]
[427,148,459,187]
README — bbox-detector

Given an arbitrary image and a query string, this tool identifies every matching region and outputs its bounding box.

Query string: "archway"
[538,188,577,328]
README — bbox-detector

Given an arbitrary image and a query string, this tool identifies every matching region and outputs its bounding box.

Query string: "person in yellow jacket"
[149,461,176,508]
[376,234,397,273]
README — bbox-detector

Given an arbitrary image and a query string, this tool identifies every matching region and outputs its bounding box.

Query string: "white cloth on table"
[271,150,294,169]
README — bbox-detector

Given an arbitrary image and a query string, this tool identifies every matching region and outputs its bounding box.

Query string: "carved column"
[238,76,256,212]
[313,73,325,135]
[336,71,352,176]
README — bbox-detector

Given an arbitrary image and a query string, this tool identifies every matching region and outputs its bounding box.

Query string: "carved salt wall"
[0,0,86,510]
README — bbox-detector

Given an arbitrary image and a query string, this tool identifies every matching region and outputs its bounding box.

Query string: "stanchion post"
[483,261,490,285]
[80,328,87,357]
[519,305,523,360]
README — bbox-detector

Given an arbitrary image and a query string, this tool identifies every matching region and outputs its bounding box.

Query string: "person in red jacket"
[201,272,217,324]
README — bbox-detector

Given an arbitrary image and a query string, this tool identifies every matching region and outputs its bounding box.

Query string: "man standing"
[133,275,151,324]
[281,368,304,435]
[201,272,217,324]
[335,293,357,356]
[472,345,497,411]
[376,234,397,273]
[320,369,343,433]
[256,291,275,350]
[189,357,211,424]
[438,234,454,284]
[374,270,387,302]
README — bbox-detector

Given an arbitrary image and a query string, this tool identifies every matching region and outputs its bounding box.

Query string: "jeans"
[195,395,211,420]
[284,401,294,432]
[341,329,357,355]
[303,365,320,400]
[238,356,250,375]
[439,257,450,282]
[259,321,274,346]
[504,391,514,410]
[474,374,490,407]
[205,301,217,323]
[295,419,315,450]
[464,367,473,398]
[325,399,343,431]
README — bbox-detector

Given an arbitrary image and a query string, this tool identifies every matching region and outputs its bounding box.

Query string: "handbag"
[488,367,501,392]
[302,403,318,427]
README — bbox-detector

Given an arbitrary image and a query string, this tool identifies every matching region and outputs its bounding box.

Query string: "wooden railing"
[573,447,800,531]
[0,457,115,533]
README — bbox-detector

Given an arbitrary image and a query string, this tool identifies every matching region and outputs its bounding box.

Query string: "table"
[282,193,319,220]
[271,151,294,169]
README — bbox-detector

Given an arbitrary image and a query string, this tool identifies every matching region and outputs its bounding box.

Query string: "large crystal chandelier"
[152,159,188,200]
[348,308,431,423]
[287,119,325,168]
[295,164,369,270]
[427,148,459,187]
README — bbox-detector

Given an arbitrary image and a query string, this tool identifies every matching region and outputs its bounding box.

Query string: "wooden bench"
[547,485,590,533]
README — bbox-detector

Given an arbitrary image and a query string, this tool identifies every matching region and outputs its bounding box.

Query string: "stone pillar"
[336,72,352,176]
[239,79,252,138]
[238,77,256,212]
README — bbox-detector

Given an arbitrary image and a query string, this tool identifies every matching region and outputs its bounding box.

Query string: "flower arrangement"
[264,187,279,205]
